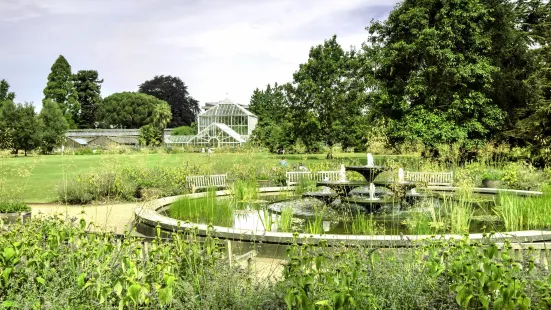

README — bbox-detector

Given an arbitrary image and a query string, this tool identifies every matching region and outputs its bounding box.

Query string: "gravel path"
[30,203,139,234]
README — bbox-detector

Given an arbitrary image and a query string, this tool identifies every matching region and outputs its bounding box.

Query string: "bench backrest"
[404,171,453,186]
[286,171,340,186]
[286,171,314,186]
[186,174,228,191]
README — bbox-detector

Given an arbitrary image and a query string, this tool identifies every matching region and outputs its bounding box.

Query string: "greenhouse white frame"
[165,98,257,147]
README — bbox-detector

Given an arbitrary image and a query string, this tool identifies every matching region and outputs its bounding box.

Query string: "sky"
[0,0,395,110]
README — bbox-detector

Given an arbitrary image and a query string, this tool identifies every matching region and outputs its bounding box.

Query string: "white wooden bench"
[186,174,228,192]
[404,171,453,186]
[286,171,340,186]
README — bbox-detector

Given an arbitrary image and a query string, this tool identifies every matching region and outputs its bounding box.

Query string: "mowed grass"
[0,152,380,203]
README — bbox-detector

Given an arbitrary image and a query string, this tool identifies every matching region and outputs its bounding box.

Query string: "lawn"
[0,152,404,203]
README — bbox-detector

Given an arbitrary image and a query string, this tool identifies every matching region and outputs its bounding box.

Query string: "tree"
[0,100,17,151]
[367,0,503,150]
[96,92,171,129]
[0,79,15,101]
[139,124,163,146]
[74,70,103,128]
[43,55,79,128]
[38,100,68,154]
[289,36,368,158]
[515,0,551,165]
[13,103,40,156]
[138,75,199,127]
[249,83,295,152]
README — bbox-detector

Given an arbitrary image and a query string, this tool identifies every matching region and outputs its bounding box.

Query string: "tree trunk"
[326,144,333,159]
[24,149,27,156]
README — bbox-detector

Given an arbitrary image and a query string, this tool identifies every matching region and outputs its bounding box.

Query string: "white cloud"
[0,0,395,111]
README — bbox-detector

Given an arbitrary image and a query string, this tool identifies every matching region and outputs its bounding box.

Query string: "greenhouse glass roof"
[199,98,256,117]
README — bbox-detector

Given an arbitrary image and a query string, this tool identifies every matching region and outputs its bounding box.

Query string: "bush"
[0,200,30,213]
[0,216,278,309]
[172,125,196,136]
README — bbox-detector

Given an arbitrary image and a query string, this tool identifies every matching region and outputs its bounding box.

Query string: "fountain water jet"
[369,183,380,201]
[366,153,374,167]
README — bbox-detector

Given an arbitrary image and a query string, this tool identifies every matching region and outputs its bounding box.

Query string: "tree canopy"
[96,92,172,129]
[38,100,68,154]
[249,0,551,163]
[74,70,103,129]
[138,75,199,127]
[43,55,79,128]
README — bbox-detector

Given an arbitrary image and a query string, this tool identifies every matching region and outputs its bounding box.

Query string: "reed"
[169,188,234,226]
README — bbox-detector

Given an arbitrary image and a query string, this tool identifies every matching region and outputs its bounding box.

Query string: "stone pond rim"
[133,187,550,247]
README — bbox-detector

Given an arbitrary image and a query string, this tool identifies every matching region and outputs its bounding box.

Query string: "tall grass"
[350,214,377,235]
[495,186,551,231]
[294,177,317,195]
[230,179,259,202]
[169,189,234,226]
[441,195,474,234]
[278,207,294,232]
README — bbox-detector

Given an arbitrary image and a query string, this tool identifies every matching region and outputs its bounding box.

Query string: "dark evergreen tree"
[43,55,79,128]
[74,70,103,128]
[138,75,199,127]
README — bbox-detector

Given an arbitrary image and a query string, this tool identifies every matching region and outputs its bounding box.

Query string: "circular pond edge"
[134,186,549,247]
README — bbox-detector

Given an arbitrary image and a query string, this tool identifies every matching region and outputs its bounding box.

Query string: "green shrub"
[0,200,30,213]
[172,125,196,136]
[481,169,503,181]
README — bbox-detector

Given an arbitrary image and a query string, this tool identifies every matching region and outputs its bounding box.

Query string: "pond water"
[166,190,506,235]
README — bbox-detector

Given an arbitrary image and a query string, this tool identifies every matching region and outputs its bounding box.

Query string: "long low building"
[64,98,256,149]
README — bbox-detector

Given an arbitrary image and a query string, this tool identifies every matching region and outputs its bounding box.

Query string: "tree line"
[0,56,201,154]
[249,0,551,165]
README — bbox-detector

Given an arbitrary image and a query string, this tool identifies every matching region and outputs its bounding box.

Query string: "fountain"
[369,183,379,201]
[339,164,346,182]
[367,153,374,167]
[345,153,387,183]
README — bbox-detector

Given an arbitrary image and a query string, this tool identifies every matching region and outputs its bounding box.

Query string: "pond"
[166,189,511,235]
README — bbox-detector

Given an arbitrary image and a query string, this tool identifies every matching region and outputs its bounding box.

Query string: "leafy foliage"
[172,125,196,136]
[0,79,15,102]
[74,70,103,128]
[38,100,68,154]
[42,55,79,128]
[289,35,368,158]
[12,103,40,156]
[96,92,171,129]
[138,75,199,127]
[139,124,163,147]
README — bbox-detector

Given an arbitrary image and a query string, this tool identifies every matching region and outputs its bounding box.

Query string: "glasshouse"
[165,98,258,147]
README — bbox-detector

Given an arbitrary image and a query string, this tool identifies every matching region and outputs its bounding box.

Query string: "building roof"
[67,137,88,145]
[200,98,256,117]
[88,136,139,145]
[186,122,245,144]
[108,136,139,145]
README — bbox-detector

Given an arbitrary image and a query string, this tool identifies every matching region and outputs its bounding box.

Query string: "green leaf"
[36,277,45,285]
[113,281,122,296]
[159,287,173,305]
[77,273,86,288]
[127,284,142,303]
[3,248,15,260]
